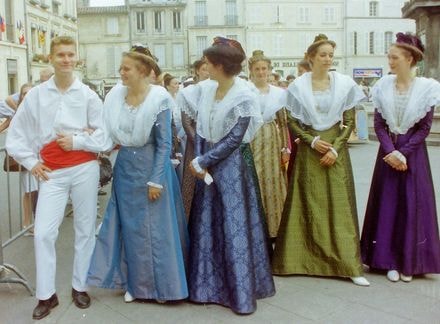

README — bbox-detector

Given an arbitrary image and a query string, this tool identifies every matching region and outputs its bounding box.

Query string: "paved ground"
[1,141,439,324]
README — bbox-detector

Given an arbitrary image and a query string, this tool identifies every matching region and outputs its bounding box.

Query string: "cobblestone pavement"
[1,141,439,324]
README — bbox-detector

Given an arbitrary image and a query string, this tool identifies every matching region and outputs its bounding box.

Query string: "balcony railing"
[194,15,208,26]
[225,15,238,26]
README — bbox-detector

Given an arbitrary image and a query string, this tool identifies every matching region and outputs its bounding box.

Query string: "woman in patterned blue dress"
[182,37,275,314]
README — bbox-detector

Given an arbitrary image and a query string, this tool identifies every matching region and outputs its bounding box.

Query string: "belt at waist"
[40,140,97,170]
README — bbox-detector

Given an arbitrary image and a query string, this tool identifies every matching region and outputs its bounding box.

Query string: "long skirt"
[88,144,189,300]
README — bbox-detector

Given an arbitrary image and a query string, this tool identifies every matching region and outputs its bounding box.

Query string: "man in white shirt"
[6,36,106,320]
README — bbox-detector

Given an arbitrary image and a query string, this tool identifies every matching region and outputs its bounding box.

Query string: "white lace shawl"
[192,77,263,143]
[372,75,440,135]
[104,84,174,146]
[286,71,365,131]
[258,85,287,123]
[176,84,200,121]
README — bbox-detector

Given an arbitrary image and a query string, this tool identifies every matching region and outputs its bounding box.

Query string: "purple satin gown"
[361,108,440,275]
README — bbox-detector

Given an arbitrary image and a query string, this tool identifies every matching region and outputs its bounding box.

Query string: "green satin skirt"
[272,123,364,277]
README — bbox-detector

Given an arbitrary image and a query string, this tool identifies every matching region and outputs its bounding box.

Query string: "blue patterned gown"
[87,109,189,301]
[189,117,275,314]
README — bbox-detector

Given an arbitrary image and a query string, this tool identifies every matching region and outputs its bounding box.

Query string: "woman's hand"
[319,150,337,167]
[281,151,291,166]
[189,162,206,180]
[148,186,162,201]
[314,139,333,154]
[383,154,407,171]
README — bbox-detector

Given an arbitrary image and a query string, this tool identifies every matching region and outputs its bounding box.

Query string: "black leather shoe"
[32,293,59,320]
[72,288,91,309]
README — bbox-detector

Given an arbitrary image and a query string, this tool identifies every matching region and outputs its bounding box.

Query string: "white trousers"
[34,160,99,300]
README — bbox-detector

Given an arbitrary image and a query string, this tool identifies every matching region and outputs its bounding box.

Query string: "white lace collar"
[256,84,286,123]
[372,75,440,135]
[286,71,365,131]
[104,84,174,146]
[195,77,263,143]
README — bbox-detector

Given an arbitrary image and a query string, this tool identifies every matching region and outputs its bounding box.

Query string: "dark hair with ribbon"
[203,36,246,77]
[393,32,424,66]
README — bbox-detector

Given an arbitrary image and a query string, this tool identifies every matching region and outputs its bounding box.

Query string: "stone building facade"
[402,0,440,81]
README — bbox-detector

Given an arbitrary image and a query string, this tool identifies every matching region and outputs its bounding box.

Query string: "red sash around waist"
[40,140,97,170]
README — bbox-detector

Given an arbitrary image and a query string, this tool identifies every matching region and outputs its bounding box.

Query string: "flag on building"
[0,15,6,33]
[38,28,45,46]
[18,20,25,44]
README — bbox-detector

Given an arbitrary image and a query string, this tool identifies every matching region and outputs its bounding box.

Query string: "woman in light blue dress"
[87,51,188,303]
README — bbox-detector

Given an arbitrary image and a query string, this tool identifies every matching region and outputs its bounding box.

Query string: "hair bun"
[252,50,265,57]
[313,34,328,43]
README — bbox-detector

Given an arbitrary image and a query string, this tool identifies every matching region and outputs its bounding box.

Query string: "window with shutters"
[298,7,310,24]
[106,17,119,35]
[136,12,145,33]
[384,31,393,53]
[225,0,238,25]
[173,11,182,32]
[195,1,208,26]
[369,1,378,17]
[173,43,184,68]
[369,32,374,54]
[323,7,336,24]
[353,31,358,55]
[154,44,166,67]
[154,11,163,33]
[196,36,207,57]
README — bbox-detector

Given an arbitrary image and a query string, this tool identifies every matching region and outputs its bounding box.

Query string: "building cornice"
[402,0,440,18]
[77,6,128,15]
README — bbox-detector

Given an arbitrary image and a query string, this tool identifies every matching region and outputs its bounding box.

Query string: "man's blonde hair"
[50,36,76,55]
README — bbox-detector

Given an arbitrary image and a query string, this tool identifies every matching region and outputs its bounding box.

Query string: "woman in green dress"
[272,34,369,286]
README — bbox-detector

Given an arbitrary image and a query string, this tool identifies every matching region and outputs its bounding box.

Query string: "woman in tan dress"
[248,50,290,240]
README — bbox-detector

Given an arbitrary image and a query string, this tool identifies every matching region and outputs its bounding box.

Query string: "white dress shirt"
[6,76,106,171]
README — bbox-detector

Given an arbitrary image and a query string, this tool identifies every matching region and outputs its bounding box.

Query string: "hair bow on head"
[212,36,245,54]
[395,32,425,53]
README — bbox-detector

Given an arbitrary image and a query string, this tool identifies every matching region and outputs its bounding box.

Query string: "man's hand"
[56,133,73,151]
[148,186,162,201]
[31,162,52,181]
[320,150,337,167]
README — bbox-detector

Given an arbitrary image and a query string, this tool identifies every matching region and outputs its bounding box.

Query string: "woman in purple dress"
[361,33,440,282]
[183,37,275,314]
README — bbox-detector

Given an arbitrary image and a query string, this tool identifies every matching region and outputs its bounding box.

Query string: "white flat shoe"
[350,276,370,286]
[400,274,413,282]
[387,270,400,282]
[156,299,166,304]
[124,291,135,303]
